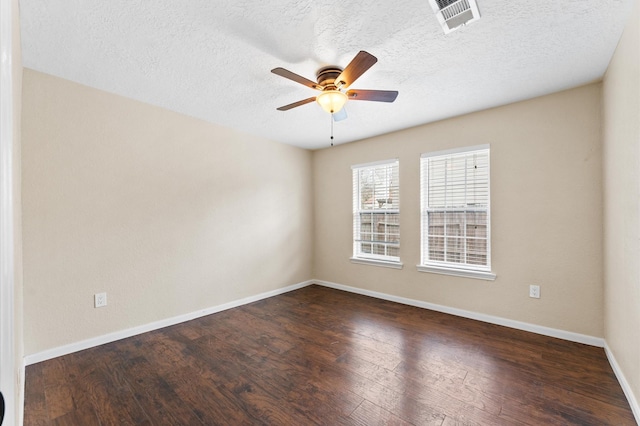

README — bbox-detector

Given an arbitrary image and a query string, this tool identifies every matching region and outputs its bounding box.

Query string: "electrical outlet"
[94,292,107,308]
[529,285,540,299]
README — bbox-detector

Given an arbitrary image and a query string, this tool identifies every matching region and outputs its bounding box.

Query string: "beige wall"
[21,70,314,355]
[603,0,640,415]
[314,84,604,337]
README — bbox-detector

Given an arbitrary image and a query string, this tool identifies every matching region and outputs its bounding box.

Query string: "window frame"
[350,159,402,269]
[418,145,495,280]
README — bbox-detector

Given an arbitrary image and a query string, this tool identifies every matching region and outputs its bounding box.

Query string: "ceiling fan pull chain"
[330,113,334,146]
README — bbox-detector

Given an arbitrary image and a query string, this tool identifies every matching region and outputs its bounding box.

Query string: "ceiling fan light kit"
[316,90,348,114]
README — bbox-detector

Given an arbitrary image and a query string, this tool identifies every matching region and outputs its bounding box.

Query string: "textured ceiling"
[20,0,635,149]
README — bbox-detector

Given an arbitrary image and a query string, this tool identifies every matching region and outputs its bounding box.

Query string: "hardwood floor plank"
[52,353,101,425]
[349,399,415,426]
[41,358,75,421]
[49,410,98,426]
[345,369,447,425]
[24,285,635,425]
[87,363,153,425]
[111,355,205,425]
[500,381,637,425]
[141,333,256,424]
[151,326,329,425]
[164,366,255,425]
[23,363,49,426]
[186,329,363,424]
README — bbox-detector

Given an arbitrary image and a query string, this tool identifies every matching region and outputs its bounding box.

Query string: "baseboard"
[24,280,314,366]
[604,342,640,425]
[313,280,605,347]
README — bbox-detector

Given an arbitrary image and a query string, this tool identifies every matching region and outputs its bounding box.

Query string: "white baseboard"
[604,342,640,425]
[24,280,313,365]
[313,280,605,347]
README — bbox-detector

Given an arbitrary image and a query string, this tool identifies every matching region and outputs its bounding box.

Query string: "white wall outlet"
[529,285,540,299]
[94,292,107,308]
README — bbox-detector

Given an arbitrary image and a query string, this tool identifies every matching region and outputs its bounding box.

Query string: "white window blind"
[420,146,491,272]
[352,160,400,263]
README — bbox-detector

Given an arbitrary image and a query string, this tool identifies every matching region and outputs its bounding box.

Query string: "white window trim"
[351,158,400,170]
[420,144,490,159]
[416,264,496,280]
[0,0,17,423]
[352,158,401,266]
[419,145,495,279]
[351,257,404,269]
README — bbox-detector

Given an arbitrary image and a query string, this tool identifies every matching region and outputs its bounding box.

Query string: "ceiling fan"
[271,51,398,121]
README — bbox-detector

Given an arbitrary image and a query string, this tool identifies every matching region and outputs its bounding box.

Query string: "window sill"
[350,257,403,269]
[416,265,496,281]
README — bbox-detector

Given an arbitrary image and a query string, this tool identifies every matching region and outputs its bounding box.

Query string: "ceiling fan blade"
[346,89,398,103]
[271,67,322,90]
[276,97,317,111]
[336,51,378,89]
[332,108,348,122]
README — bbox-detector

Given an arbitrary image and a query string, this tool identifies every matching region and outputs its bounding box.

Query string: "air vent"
[428,0,481,34]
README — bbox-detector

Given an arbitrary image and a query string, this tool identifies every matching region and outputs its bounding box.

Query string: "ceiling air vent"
[428,0,481,34]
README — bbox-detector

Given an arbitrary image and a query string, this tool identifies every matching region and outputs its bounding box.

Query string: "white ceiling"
[20,0,635,150]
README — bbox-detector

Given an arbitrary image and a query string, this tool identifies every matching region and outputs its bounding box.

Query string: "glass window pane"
[428,236,445,261]
[466,212,487,238]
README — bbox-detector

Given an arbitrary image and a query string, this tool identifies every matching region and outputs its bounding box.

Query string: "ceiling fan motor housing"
[316,66,344,89]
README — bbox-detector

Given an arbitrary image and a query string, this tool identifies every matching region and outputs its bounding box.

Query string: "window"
[351,159,401,268]
[419,145,495,280]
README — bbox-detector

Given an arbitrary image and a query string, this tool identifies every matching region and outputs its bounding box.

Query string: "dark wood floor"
[24,285,635,425]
